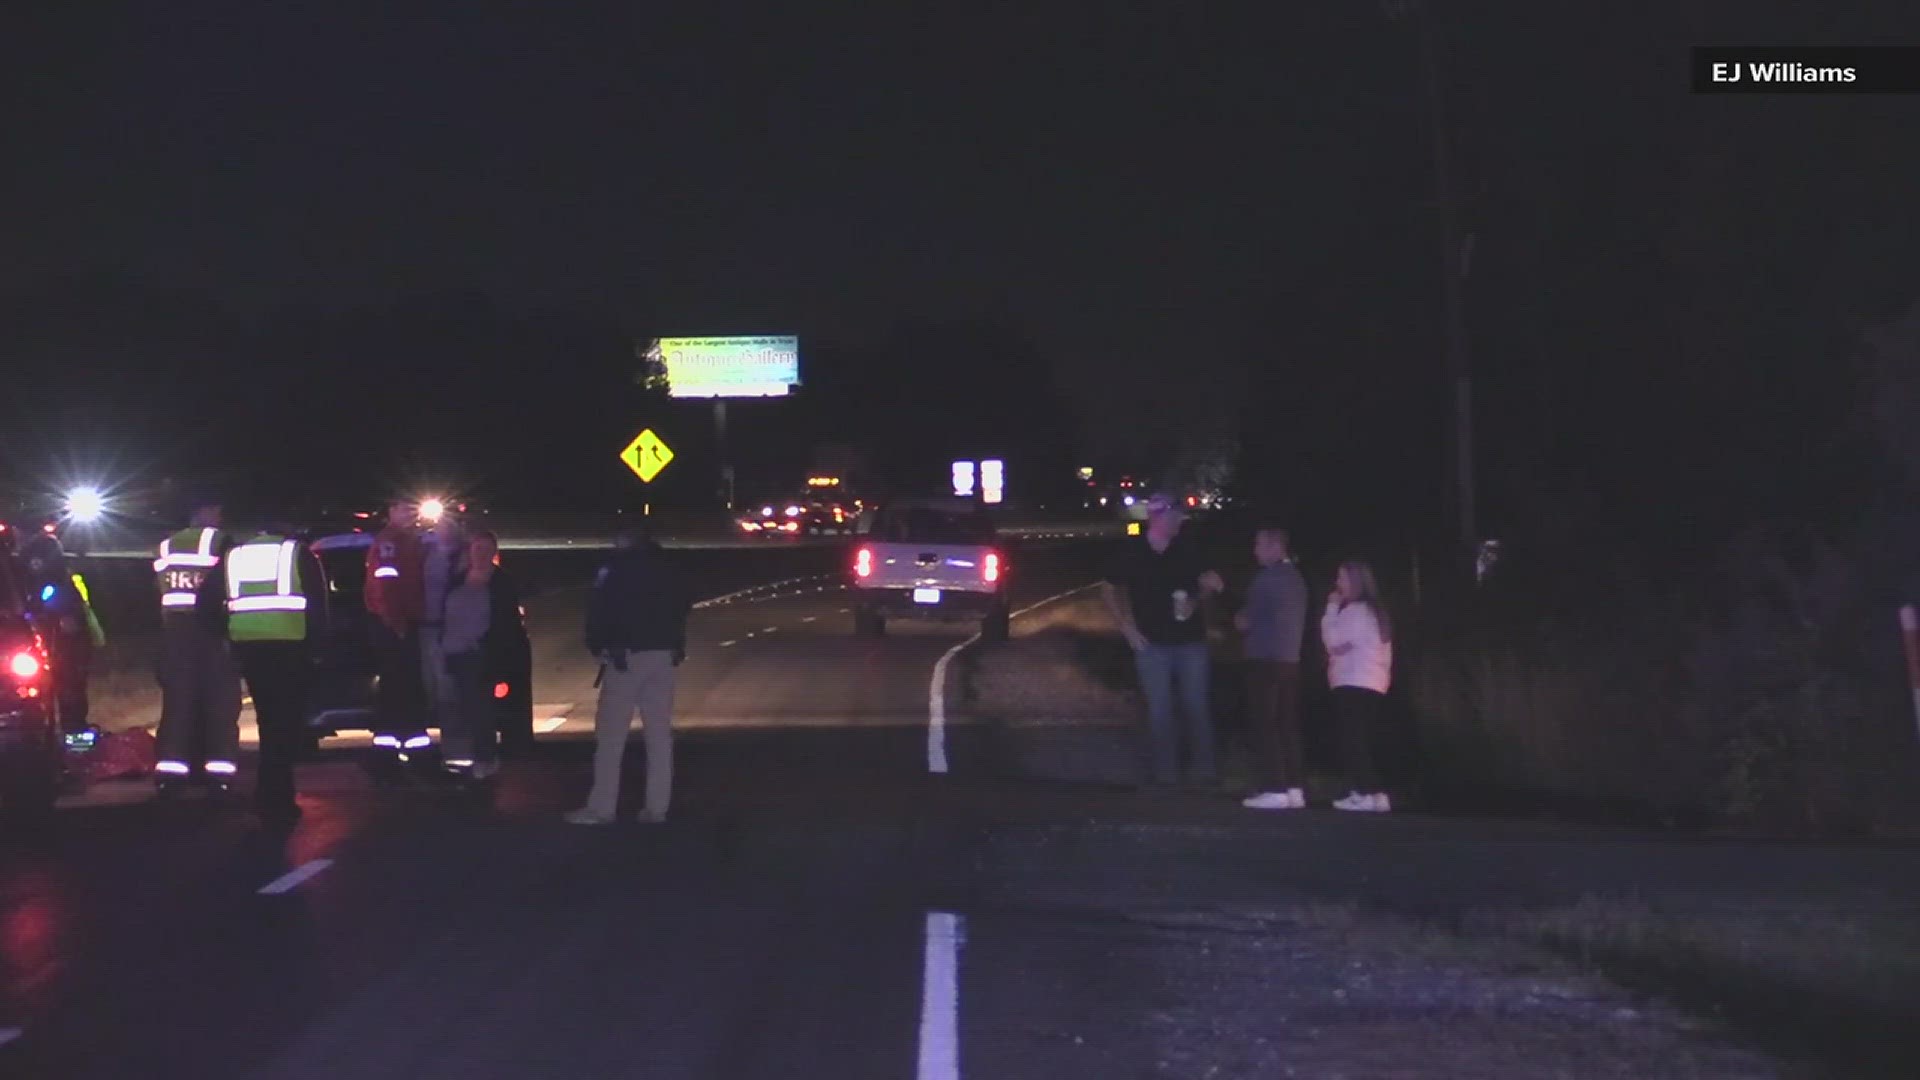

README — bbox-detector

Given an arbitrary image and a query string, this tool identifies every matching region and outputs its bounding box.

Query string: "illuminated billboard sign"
[654,336,800,399]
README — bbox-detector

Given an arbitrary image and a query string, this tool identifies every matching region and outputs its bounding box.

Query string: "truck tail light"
[855,548,873,578]
[984,552,1002,584]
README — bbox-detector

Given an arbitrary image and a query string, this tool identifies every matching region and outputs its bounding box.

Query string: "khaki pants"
[584,650,677,818]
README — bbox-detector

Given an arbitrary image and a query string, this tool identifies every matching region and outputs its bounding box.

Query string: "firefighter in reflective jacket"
[153,496,244,791]
[226,528,327,819]
[364,499,428,741]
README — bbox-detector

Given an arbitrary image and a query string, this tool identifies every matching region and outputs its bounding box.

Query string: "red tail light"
[8,650,42,680]
[493,682,510,700]
[984,552,1001,584]
[855,548,873,578]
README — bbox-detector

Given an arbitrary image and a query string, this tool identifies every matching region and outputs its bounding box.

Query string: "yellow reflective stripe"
[70,573,90,604]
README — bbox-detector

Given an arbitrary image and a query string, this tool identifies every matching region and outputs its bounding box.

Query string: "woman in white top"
[1320,560,1394,812]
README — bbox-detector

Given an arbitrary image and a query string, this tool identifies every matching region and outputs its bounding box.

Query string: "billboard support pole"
[714,398,733,510]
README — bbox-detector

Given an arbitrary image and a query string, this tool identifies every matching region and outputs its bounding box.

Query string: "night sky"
[3,3,1918,535]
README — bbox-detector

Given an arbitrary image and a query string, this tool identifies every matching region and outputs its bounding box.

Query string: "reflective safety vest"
[224,534,308,642]
[154,527,226,613]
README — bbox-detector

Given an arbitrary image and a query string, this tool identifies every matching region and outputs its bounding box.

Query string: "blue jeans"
[1134,642,1215,785]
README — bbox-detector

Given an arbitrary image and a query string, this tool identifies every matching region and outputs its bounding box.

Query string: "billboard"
[654,336,800,399]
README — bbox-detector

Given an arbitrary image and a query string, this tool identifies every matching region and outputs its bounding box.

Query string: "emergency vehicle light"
[7,651,41,680]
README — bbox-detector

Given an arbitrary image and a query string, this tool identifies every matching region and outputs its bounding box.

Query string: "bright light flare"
[419,498,447,524]
[65,486,106,523]
[8,650,42,680]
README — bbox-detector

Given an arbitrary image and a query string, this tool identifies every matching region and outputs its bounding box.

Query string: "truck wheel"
[981,603,1011,644]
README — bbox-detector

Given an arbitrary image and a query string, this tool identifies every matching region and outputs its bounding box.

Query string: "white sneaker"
[565,808,615,826]
[1334,791,1376,812]
[1287,788,1307,809]
[1371,793,1392,813]
[635,808,667,825]
[1242,791,1293,810]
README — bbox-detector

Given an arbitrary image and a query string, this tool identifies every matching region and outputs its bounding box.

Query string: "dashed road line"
[0,1027,22,1049]
[918,911,965,1080]
[720,640,738,648]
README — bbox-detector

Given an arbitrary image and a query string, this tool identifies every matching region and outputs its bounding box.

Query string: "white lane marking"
[762,626,778,634]
[258,859,334,895]
[801,615,817,623]
[0,1027,21,1048]
[918,911,965,1080]
[720,640,738,648]
[537,716,569,734]
[692,574,832,610]
[927,583,1101,775]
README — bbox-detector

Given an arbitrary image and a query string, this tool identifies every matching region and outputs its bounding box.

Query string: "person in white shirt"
[1320,560,1394,812]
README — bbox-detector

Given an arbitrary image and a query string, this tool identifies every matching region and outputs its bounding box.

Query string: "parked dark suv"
[0,532,61,813]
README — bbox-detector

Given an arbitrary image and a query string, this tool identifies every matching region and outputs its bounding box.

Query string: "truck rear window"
[873,507,996,544]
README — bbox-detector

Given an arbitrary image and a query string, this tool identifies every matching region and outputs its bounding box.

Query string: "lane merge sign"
[621,428,675,483]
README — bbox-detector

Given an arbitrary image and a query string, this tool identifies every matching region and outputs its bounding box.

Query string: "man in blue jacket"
[568,524,690,825]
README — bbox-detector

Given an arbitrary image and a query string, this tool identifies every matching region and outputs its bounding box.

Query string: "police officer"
[364,498,428,745]
[225,525,327,820]
[19,529,103,742]
[154,495,243,793]
[567,524,690,825]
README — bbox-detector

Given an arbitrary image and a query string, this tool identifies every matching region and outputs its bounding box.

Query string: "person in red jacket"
[365,498,428,743]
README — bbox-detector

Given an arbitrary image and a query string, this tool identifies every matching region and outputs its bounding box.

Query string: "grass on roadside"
[83,636,164,733]
[1462,897,1920,1080]
[966,599,1137,722]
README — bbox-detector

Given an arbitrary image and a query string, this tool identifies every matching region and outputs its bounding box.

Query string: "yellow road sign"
[620,429,675,483]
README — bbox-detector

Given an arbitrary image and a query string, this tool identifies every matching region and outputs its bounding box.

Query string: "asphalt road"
[2,538,1916,1078]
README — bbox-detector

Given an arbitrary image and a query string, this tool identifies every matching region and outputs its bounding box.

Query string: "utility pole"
[1388,0,1476,551]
